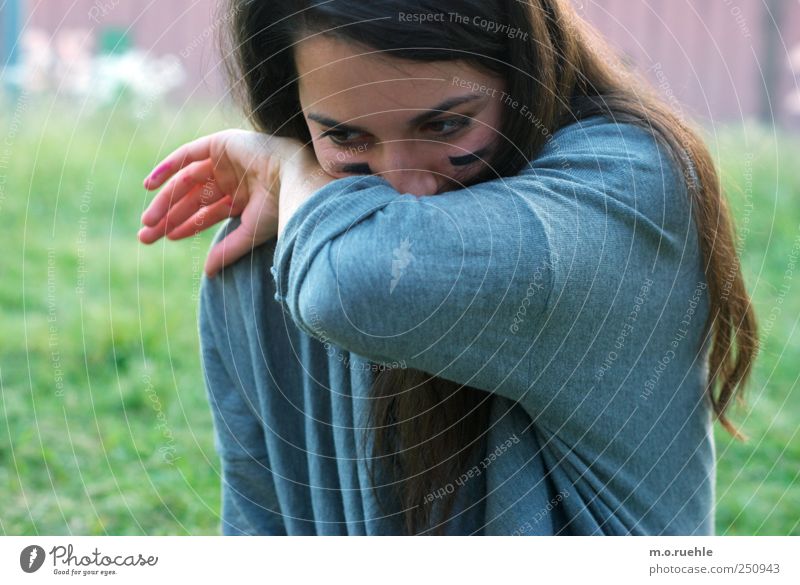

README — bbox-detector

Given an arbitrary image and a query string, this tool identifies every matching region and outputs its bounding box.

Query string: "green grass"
[0,96,797,535]
[711,123,800,536]
[0,94,239,535]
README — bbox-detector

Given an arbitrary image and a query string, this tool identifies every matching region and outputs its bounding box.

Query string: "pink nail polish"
[149,162,171,182]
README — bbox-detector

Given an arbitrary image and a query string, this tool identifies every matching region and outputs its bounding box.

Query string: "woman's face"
[294,35,507,196]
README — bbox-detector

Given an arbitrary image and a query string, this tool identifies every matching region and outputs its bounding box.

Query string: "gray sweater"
[198,114,714,535]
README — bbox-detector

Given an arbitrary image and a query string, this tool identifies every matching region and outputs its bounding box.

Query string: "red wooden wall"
[19,0,800,127]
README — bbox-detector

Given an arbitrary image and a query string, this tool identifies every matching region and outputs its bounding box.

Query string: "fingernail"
[150,162,170,181]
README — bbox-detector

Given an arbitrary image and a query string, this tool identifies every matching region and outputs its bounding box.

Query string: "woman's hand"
[138,129,311,278]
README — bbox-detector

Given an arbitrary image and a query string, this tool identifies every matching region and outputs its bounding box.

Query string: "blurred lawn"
[0,94,235,535]
[0,94,797,535]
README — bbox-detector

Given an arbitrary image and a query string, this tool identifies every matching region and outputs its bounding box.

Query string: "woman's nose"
[372,144,440,196]
[383,169,439,197]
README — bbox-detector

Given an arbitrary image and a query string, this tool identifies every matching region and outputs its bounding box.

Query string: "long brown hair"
[221,0,758,535]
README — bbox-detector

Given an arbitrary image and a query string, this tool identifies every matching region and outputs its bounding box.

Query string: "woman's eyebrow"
[307,114,368,133]
[306,93,484,131]
[408,94,484,126]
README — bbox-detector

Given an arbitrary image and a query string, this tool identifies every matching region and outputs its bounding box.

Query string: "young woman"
[138,0,758,535]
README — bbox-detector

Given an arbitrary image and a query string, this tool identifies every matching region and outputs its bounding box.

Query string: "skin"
[138,35,508,277]
[296,34,507,196]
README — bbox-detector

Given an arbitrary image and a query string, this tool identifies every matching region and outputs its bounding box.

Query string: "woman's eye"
[424,117,471,135]
[322,129,367,146]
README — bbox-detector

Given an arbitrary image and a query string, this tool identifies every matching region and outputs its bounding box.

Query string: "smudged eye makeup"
[339,146,489,175]
[341,162,372,174]
[308,94,496,176]
[448,147,490,167]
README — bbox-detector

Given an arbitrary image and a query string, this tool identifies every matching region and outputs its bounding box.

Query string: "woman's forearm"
[277,153,337,241]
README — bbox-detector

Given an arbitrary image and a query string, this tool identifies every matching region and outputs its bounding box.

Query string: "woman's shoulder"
[510,112,701,303]
[523,113,692,228]
[544,113,669,158]
[533,113,680,179]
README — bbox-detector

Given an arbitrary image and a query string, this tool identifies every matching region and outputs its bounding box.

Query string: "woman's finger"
[160,171,226,233]
[141,159,216,227]
[163,195,235,241]
[142,132,222,190]
[138,178,225,244]
[204,221,259,279]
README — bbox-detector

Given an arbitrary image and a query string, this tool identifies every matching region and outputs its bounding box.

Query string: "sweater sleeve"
[271,115,685,408]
